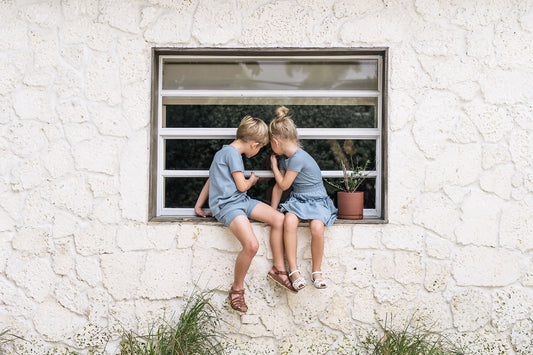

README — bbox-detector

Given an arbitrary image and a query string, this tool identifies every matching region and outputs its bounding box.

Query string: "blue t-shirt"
[208,145,246,216]
[279,148,326,194]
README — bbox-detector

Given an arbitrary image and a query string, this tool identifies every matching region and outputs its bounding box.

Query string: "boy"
[195,116,293,313]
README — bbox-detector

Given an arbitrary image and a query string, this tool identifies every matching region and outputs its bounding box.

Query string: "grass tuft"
[363,315,464,355]
[0,328,25,353]
[120,289,225,355]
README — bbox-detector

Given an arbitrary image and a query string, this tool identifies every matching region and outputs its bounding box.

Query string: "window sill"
[149,216,388,224]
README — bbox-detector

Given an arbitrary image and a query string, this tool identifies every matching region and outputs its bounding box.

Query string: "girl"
[270,106,337,290]
[195,115,295,313]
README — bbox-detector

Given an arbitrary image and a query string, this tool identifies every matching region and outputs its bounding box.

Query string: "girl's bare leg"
[284,212,301,280]
[309,219,325,274]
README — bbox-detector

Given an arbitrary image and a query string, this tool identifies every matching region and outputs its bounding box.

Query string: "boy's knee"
[244,240,259,255]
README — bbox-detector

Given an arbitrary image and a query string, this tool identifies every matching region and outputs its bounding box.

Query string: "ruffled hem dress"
[279,185,337,226]
[278,149,337,227]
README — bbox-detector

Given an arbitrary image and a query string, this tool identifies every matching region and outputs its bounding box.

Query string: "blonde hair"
[236,115,269,146]
[269,106,299,143]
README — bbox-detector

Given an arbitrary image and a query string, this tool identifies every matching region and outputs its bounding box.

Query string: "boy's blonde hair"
[269,106,299,143]
[236,115,269,146]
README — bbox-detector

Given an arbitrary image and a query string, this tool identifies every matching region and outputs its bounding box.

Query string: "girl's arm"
[270,154,298,191]
[232,171,259,192]
[270,171,285,209]
[194,179,212,217]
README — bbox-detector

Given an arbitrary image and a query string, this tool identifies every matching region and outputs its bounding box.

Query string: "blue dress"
[278,148,337,226]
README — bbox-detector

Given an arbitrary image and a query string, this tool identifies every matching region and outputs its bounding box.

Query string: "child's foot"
[311,271,327,289]
[289,269,307,290]
[228,287,247,313]
[267,266,297,293]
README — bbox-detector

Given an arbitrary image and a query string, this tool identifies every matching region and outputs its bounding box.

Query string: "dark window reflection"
[165,139,271,171]
[243,145,273,171]
[164,104,377,212]
[165,105,375,128]
[165,177,208,208]
[165,176,280,209]
[302,139,375,171]
[165,139,374,172]
[165,176,376,210]
[165,139,232,170]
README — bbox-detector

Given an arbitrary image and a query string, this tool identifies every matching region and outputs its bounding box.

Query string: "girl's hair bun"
[275,105,290,119]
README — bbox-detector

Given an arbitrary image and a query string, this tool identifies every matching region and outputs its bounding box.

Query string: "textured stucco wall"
[1,0,533,354]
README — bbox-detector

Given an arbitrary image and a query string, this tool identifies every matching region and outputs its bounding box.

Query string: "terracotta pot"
[337,191,364,220]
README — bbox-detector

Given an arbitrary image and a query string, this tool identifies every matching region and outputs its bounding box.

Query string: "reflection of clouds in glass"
[243,62,302,89]
[163,60,378,91]
[242,62,262,77]
[247,61,377,90]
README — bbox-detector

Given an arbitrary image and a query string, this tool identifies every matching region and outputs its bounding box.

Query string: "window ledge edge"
[149,216,388,225]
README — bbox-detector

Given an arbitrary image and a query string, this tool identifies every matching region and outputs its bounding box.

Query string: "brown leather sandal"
[267,266,297,293]
[228,288,248,313]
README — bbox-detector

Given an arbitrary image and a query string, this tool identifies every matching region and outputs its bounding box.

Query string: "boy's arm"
[232,171,259,192]
[194,179,212,217]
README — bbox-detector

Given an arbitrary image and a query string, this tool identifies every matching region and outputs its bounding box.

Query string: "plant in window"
[326,140,371,192]
[326,140,371,219]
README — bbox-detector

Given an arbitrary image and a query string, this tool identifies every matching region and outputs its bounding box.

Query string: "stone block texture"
[0,0,532,353]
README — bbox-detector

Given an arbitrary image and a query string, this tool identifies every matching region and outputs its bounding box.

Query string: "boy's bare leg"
[250,202,286,273]
[228,215,259,291]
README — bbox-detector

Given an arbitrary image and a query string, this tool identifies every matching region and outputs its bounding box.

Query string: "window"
[149,48,388,221]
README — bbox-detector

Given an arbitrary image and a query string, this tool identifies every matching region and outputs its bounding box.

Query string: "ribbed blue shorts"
[215,196,261,226]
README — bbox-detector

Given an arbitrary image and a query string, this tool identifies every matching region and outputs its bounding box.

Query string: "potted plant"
[325,140,370,220]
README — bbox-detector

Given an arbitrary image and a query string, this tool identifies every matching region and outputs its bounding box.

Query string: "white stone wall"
[1,0,532,353]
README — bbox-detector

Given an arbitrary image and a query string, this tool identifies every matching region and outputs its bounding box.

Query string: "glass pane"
[164,177,287,209]
[163,97,377,106]
[303,139,376,171]
[165,139,375,172]
[165,139,272,171]
[164,104,375,128]
[243,144,273,171]
[165,139,232,170]
[163,60,378,91]
[165,177,209,208]
[324,178,376,210]
[165,176,376,210]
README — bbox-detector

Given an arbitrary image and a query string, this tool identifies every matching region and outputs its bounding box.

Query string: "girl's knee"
[272,212,284,228]
[284,214,299,229]
[310,221,324,237]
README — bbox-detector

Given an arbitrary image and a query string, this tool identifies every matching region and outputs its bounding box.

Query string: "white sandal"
[289,270,306,290]
[312,271,327,289]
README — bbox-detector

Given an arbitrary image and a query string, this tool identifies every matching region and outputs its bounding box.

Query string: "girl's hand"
[270,154,278,169]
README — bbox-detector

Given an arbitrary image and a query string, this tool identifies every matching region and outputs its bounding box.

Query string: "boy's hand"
[249,172,259,186]
[194,205,212,218]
